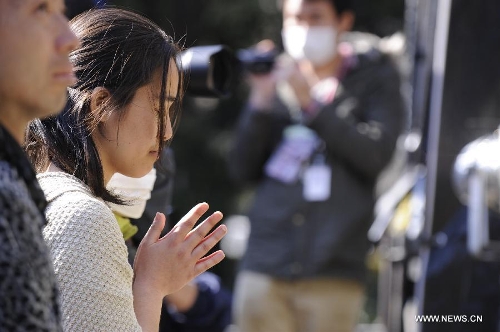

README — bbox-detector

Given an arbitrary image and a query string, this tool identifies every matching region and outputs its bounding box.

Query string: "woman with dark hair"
[25,8,227,332]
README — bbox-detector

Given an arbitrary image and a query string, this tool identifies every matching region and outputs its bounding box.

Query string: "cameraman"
[229,0,405,331]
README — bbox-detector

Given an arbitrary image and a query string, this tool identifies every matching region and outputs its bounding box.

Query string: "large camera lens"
[178,45,234,98]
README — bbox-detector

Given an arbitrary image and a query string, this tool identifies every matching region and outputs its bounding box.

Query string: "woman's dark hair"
[25,8,183,204]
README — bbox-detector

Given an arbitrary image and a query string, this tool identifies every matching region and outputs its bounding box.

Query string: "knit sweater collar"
[37,171,94,203]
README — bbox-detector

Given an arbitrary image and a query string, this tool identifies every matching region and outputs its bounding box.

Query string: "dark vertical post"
[415,1,500,331]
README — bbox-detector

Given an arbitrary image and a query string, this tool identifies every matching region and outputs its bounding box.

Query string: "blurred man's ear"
[338,10,355,32]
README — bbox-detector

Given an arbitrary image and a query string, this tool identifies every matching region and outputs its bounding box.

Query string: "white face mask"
[282,25,338,67]
[106,168,157,219]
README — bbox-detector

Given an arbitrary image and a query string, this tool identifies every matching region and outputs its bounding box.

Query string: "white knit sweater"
[38,172,142,332]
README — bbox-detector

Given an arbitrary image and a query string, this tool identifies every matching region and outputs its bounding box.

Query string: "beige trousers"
[232,271,365,332]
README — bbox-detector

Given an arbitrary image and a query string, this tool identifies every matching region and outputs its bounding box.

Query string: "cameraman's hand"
[247,39,280,110]
[248,72,276,110]
[286,61,318,110]
[132,203,227,331]
[247,39,318,111]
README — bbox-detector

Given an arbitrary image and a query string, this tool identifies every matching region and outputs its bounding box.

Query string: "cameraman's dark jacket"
[229,32,405,283]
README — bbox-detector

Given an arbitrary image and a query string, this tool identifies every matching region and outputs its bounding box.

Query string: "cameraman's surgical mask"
[282,25,338,67]
[107,168,157,219]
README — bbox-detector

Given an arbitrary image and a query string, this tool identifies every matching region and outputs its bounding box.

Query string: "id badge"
[265,125,319,184]
[302,163,332,202]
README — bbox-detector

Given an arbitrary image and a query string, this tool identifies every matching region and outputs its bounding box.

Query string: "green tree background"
[113,0,405,311]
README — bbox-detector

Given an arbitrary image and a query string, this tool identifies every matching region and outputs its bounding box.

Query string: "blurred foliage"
[112,0,405,287]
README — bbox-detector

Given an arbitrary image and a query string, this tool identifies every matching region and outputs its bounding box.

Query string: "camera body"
[236,48,277,75]
[179,44,278,98]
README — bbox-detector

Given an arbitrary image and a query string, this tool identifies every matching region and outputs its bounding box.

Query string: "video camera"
[178,44,278,98]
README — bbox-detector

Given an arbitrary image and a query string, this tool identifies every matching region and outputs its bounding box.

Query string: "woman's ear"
[90,87,111,121]
[338,11,355,33]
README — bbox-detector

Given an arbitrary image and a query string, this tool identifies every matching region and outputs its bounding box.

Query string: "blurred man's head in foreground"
[0,0,78,142]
